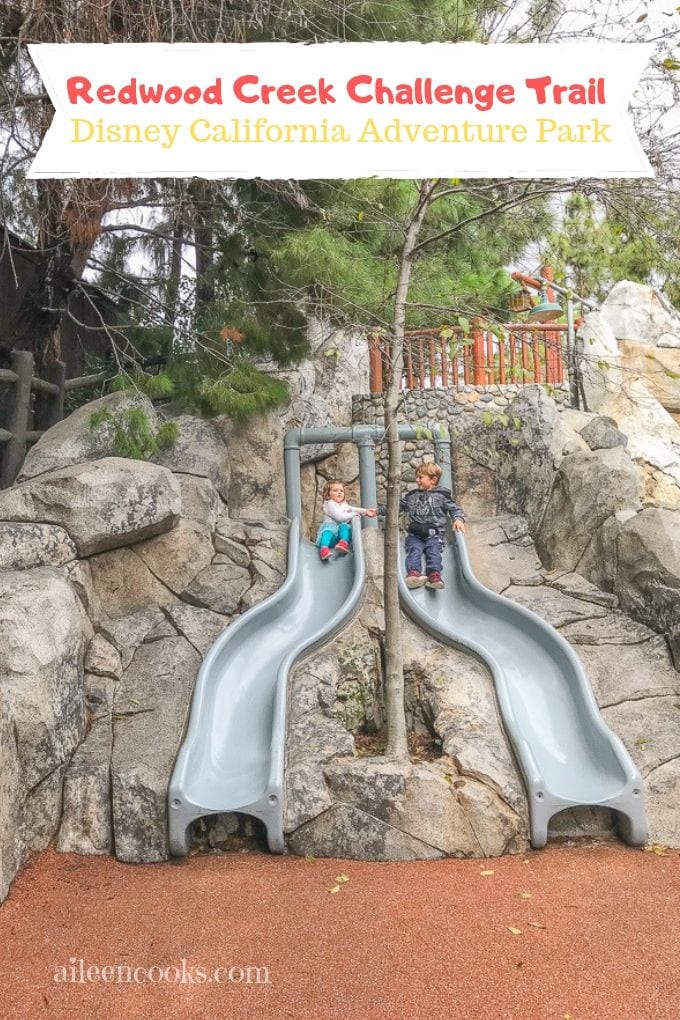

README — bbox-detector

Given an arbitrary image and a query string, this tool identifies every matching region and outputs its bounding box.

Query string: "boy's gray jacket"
[379,487,464,535]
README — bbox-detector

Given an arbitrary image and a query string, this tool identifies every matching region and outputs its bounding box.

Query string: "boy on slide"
[382,461,465,590]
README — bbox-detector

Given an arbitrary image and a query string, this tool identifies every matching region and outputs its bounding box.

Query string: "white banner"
[27,42,654,179]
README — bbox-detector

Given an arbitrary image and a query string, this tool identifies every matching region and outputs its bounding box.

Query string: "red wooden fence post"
[472,317,485,385]
[368,333,383,393]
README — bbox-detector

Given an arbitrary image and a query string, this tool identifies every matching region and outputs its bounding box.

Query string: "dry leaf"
[305,854,316,863]
[507,927,522,935]
[479,869,495,876]
[335,873,350,884]
[643,844,670,856]
[516,892,532,899]
[329,885,340,894]
[528,921,545,929]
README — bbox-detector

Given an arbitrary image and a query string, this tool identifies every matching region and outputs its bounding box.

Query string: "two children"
[316,464,465,590]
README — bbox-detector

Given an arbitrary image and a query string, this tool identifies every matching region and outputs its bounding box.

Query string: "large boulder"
[17,391,155,481]
[0,458,181,557]
[599,380,680,509]
[153,415,230,502]
[89,546,179,620]
[615,508,680,668]
[619,341,680,415]
[0,522,77,571]
[535,446,640,571]
[0,568,87,898]
[111,636,201,862]
[57,674,115,855]
[601,281,680,347]
[497,386,587,534]
[577,311,624,412]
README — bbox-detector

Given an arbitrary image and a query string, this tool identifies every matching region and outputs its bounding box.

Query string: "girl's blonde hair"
[322,479,346,500]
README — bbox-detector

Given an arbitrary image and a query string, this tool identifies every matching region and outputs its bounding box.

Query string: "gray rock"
[213,534,251,568]
[98,608,167,670]
[645,759,680,847]
[536,446,640,572]
[182,562,251,615]
[0,569,86,791]
[21,765,66,852]
[153,415,230,501]
[287,802,445,861]
[575,510,637,593]
[0,703,21,902]
[0,458,181,557]
[175,473,220,531]
[89,546,178,619]
[496,386,581,535]
[580,416,628,451]
[164,603,229,656]
[578,636,680,707]
[18,391,155,480]
[602,695,680,780]
[0,522,77,571]
[57,675,115,855]
[615,508,680,668]
[561,611,657,645]
[135,520,215,595]
[547,572,618,608]
[84,634,122,680]
[602,280,680,346]
[504,586,608,629]
[111,637,201,862]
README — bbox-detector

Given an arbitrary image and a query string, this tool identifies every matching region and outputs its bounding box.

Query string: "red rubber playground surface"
[1,841,679,1020]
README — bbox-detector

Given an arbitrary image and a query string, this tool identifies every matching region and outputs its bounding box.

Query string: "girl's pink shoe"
[320,546,332,561]
[335,539,350,554]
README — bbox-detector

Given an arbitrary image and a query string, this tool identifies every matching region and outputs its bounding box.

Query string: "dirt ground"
[1,841,679,1020]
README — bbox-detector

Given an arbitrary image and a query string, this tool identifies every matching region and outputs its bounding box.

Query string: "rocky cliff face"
[2,299,680,899]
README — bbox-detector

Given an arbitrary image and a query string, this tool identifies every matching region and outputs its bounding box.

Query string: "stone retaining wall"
[352,383,571,495]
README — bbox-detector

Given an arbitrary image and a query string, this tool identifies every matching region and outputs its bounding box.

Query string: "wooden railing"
[368,322,567,393]
[0,350,166,488]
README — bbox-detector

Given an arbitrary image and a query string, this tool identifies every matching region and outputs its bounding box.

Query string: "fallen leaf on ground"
[507,927,522,935]
[305,854,316,863]
[479,869,494,876]
[516,892,532,899]
[643,844,670,856]
[329,885,340,894]
[528,921,545,929]
[335,873,350,884]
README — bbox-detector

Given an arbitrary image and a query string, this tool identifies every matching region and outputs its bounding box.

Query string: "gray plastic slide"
[398,530,648,847]
[168,515,365,855]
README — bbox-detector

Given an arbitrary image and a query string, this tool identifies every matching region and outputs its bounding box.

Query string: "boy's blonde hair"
[322,479,346,500]
[416,462,442,482]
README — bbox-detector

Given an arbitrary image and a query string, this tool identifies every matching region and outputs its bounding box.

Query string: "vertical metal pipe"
[566,291,579,409]
[432,424,452,492]
[283,434,302,520]
[356,435,378,528]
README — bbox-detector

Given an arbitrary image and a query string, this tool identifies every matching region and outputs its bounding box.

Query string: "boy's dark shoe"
[426,571,445,590]
[320,546,332,561]
[406,570,427,589]
[335,539,350,555]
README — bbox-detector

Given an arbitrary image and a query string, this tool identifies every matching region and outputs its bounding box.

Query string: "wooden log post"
[472,318,486,385]
[1,350,34,488]
[33,360,66,433]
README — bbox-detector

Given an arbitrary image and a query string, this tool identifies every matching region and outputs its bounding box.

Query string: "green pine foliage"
[89,407,179,460]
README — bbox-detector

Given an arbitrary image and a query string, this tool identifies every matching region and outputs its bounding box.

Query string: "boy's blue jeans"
[318,522,351,548]
[405,531,443,574]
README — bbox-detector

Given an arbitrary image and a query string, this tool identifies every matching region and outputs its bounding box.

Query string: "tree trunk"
[383,179,437,761]
[189,180,214,322]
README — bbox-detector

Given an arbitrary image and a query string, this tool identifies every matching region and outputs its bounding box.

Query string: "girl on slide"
[316,480,377,561]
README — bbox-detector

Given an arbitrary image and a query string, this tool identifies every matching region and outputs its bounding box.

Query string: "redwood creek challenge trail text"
[66,74,608,110]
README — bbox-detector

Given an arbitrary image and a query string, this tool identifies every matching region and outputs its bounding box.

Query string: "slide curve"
[169,516,365,855]
[398,531,648,848]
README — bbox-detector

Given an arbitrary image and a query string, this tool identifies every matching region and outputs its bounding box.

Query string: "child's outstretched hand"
[453,519,465,533]
[365,509,378,518]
